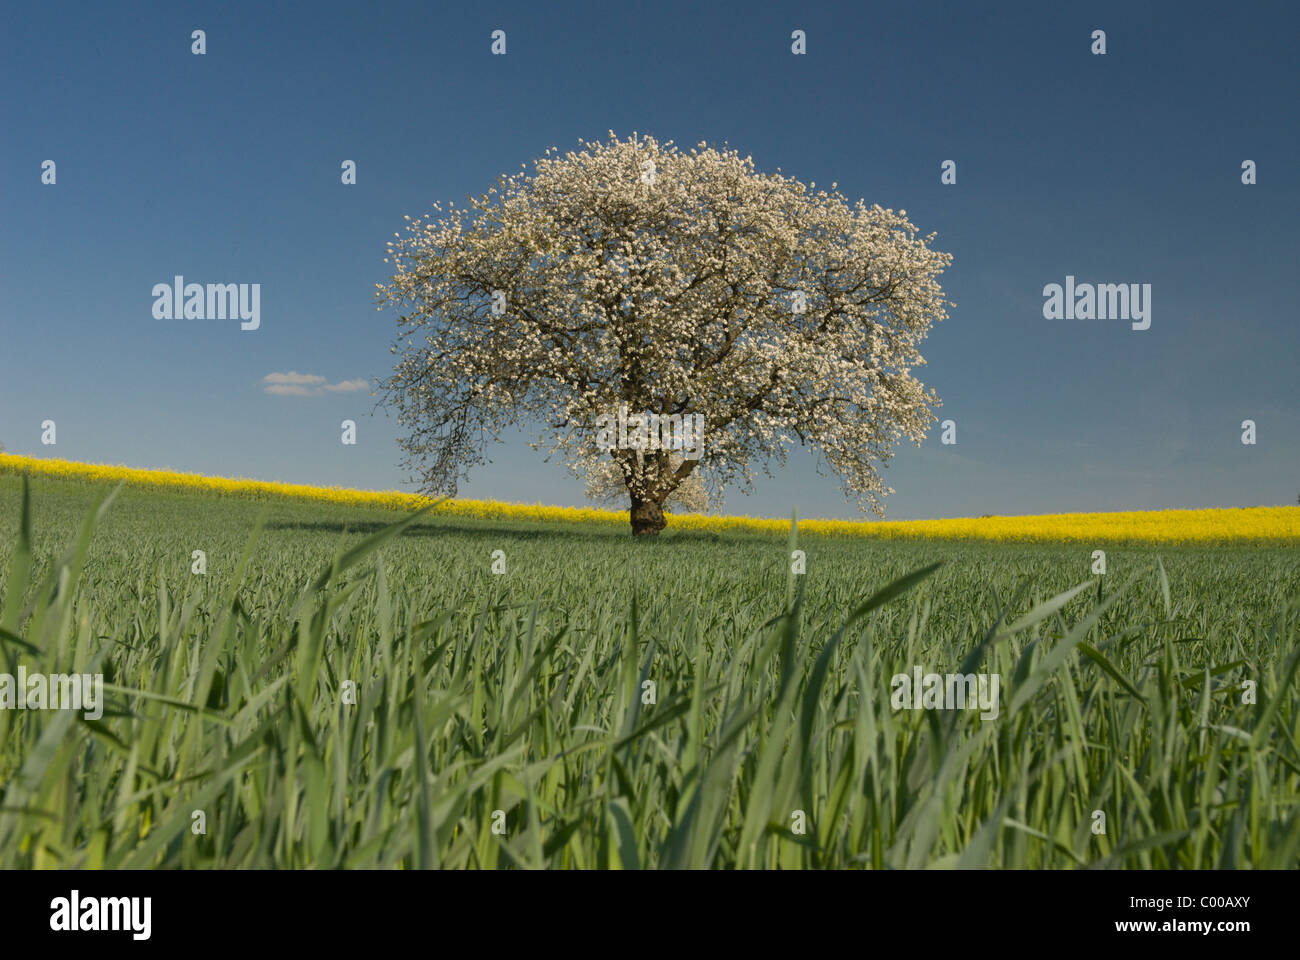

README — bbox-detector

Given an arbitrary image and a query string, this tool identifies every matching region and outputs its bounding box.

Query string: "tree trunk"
[630,494,667,537]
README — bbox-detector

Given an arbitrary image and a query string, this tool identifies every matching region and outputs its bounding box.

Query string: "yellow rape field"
[2,452,1297,545]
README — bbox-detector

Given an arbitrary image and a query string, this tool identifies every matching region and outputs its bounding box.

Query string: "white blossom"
[376,133,951,534]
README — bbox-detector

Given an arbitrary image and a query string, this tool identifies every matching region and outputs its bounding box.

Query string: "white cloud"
[322,378,370,393]
[263,371,327,386]
[264,383,317,396]
[262,372,370,397]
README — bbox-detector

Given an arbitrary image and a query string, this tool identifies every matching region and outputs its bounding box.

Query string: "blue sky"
[2,0,1296,520]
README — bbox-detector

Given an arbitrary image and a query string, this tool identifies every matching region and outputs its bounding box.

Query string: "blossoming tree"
[377,133,951,535]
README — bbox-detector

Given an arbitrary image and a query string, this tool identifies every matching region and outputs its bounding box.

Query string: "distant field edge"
[2,452,1298,546]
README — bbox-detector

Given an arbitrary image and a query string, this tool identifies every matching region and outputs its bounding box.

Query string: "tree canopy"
[377,133,951,534]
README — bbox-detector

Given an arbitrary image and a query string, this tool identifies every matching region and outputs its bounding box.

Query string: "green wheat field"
[1,474,1298,869]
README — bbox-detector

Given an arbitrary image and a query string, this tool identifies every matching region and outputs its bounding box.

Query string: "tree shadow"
[262,518,742,546]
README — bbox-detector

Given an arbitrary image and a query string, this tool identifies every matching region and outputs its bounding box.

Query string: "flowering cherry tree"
[377,133,951,535]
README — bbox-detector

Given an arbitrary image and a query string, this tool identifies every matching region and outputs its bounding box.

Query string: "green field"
[1,475,1298,868]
